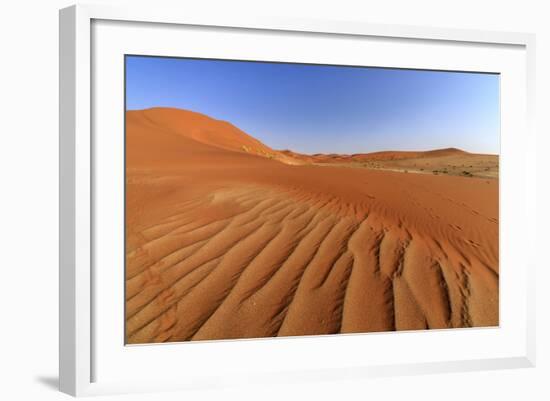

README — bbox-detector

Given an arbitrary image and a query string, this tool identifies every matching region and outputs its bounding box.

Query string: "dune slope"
[125,107,499,343]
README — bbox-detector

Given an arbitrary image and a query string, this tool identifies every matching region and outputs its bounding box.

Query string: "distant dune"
[283,147,467,162]
[125,107,499,344]
[281,147,498,179]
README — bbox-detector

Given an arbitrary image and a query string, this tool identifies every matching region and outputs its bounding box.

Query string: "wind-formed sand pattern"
[125,107,499,344]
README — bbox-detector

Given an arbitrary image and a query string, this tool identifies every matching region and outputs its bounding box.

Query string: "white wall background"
[0,0,547,399]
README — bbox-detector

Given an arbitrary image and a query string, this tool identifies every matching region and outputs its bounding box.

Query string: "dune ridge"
[282,147,469,162]
[125,107,499,343]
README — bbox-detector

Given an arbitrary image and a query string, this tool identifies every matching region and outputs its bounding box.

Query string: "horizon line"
[125,106,500,156]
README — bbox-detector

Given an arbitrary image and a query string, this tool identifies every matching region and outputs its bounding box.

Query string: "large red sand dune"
[125,107,499,343]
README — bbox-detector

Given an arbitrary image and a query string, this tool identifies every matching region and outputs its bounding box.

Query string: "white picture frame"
[59,3,536,397]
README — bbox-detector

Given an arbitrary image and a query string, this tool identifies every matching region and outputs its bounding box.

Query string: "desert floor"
[125,108,499,344]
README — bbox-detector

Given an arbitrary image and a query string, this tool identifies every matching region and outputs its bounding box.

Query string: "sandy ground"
[125,108,499,344]
[281,149,499,178]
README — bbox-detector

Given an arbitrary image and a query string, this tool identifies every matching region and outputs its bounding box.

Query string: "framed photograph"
[59,4,536,396]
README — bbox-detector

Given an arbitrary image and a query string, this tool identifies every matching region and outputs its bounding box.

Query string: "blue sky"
[126,56,500,155]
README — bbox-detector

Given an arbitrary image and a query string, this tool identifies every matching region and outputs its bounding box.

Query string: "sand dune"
[281,147,498,179]
[125,107,499,344]
[283,147,468,163]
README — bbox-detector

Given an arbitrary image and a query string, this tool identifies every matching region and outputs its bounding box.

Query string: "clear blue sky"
[126,55,500,155]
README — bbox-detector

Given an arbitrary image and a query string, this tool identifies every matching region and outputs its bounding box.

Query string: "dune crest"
[125,107,499,343]
[128,107,304,166]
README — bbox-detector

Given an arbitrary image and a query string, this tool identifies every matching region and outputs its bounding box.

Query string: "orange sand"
[125,107,499,344]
